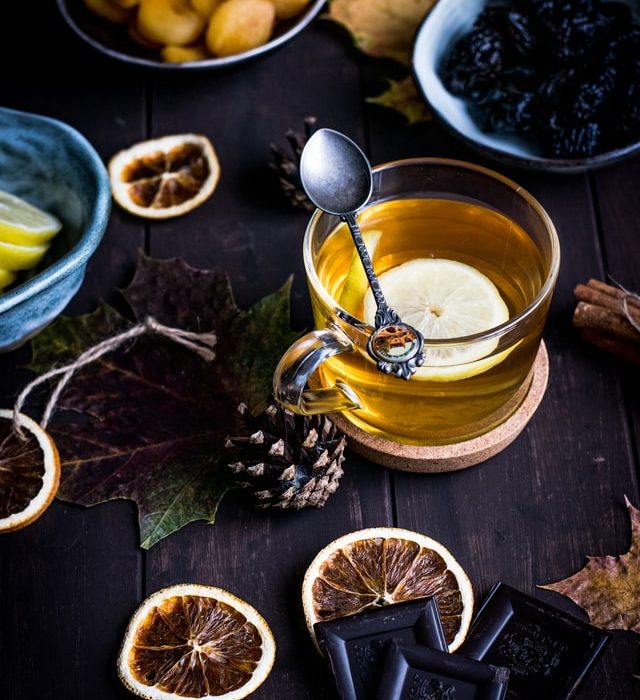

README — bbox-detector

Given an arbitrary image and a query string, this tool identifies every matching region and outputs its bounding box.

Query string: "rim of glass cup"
[303,157,561,347]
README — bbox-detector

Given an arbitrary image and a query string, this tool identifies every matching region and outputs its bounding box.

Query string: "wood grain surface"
[0,4,638,699]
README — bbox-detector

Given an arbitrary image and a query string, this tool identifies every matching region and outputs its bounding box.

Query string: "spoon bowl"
[300,129,373,216]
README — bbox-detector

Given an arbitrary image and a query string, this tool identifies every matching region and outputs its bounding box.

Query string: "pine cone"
[225,401,346,509]
[269,116,317,212]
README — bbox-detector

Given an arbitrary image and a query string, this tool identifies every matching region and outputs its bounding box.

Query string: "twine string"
[609,274,640,335]
[13,316,216,438]
[621,296,640,334]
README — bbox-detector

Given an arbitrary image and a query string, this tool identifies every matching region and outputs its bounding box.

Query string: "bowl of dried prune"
[412,0,640,172]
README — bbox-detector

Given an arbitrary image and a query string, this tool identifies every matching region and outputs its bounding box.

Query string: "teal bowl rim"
[0,106,111,313]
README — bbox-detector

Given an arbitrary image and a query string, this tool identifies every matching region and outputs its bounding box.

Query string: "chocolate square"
[377,641,509,700]
[314,597,448,700]
[461,583,611,699]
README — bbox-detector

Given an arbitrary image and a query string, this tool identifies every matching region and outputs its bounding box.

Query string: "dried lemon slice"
[118,583,275,700]
[0,409,61,532]
[302,527,474,652]
[109,134,220,219]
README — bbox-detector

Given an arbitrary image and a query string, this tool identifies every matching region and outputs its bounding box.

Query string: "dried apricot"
[271,0,311,20]
[137,0,205,46]
[190,0,221,19]
[206,0,275,57]
[161,44,209,62]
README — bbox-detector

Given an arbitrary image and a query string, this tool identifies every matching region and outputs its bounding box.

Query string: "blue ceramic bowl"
[0,107,110,350]
[412,0,640,173]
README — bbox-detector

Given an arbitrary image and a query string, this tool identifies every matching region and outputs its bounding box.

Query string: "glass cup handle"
[273,327,362,415]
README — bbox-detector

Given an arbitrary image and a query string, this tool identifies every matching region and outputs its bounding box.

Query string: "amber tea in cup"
[274,159,560,446]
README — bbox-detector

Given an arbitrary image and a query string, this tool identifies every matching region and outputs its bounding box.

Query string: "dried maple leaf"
[368,76,432,124]
[540,496,640,633]
[28,253,299,548]
[327,0,436,65]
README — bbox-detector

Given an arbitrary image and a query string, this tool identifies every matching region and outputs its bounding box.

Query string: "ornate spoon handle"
[341,213,425,379]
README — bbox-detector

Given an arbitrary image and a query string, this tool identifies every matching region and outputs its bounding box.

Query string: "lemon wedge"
[0,240,50,271]
[338,229,382,315]
[363,258,512,381]
[0,190,62,246]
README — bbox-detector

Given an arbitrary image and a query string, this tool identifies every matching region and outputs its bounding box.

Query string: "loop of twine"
[609,274,640,335]
[13,317,217,439]
[621,295,640,334]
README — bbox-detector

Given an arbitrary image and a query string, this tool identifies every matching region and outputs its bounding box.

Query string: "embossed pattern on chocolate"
[408,674,457,699]
[376,642,509,700]
[460,583,611,699]
[495,620,566,677]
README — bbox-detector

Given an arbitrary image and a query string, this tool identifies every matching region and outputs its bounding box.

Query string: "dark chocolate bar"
[377,641,509,700]
[460,582,611,699]
[314,597,448,700]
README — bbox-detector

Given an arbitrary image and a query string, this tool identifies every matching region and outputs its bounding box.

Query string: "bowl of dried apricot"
[57,0,326,68]
[0,107,110,351]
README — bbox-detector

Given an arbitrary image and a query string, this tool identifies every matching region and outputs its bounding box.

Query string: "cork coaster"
[331,341,549,473]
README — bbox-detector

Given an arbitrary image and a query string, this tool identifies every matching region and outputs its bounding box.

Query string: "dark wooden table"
[1,4,639,699]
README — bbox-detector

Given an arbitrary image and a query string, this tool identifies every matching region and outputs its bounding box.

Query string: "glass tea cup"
[273,158,560,446]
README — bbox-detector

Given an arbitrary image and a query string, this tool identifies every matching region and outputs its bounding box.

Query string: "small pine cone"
[225,401,346,510]
[269,116,317,212]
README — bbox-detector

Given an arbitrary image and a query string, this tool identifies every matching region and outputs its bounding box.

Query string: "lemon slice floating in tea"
[109,134,220,219]
[118,583,275,700]
[302,527,474,652]
[363,258,512,381]
[0,409,61,533]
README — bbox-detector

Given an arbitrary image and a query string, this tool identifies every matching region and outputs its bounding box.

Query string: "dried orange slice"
[109,134,220,219]
[0,409,60,532]
[302,527,474,651]
[118,583,276,700]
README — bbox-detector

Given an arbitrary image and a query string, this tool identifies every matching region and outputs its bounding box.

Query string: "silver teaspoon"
[300,128,425,379]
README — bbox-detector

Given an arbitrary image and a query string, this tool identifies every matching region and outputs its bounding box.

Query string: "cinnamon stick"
[574,284,640,326]
[586,278,640,312]
[573,278,640,366]
[573,301,639,344]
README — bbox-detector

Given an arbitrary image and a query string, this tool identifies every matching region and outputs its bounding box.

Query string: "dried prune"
[466,27,507,75]
[523,0,595,19]
[570,67,617,120]
[442,39,490,98]
[544,12,602,61]
[594,1,632,33]
[537,67,577,118]
[546,120,602,157]
[610,82,640,143]
[483,87,537,132]
[505,10,539,56]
